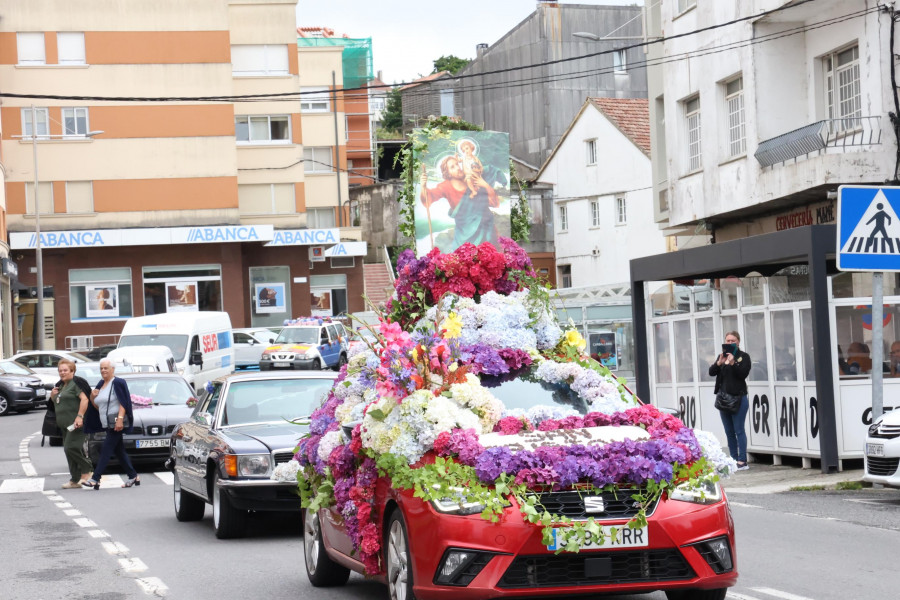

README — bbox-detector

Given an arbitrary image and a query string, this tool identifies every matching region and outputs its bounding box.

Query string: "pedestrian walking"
[49,359,94,488]
[82,359,139,490]
[709,331,752,470]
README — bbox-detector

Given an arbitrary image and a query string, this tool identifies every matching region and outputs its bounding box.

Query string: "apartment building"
[0,0,364,352]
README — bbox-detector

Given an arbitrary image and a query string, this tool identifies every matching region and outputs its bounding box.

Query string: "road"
[2,409,898,599]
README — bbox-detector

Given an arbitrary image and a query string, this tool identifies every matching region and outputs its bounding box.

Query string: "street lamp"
[14,104,102,350]
[572,32,644,41]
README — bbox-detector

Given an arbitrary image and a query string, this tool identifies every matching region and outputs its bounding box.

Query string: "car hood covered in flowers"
[283,238,735,576]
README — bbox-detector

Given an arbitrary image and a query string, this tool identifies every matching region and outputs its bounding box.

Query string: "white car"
[11,350,91,387]
[232,330,274,368]
[234,327,278,344]
[863,408,900,488]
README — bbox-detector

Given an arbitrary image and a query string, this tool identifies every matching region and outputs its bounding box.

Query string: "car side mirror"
[658,405,684,420]
[190,351,203,366]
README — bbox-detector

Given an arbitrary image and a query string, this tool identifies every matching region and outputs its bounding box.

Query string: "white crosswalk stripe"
[728,592,765,600]
[154,471,174,485]
[750,588,816,600]
[136,577,169,596]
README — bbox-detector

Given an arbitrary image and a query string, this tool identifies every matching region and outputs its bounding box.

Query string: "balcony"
[754,116,882,168]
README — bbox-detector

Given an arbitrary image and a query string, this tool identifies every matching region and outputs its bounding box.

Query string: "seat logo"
[583,496,605,513]
[148,425,162,436]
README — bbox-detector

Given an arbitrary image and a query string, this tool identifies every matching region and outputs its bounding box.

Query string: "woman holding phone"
[709,331,752,470]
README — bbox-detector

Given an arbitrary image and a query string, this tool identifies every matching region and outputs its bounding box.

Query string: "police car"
[258,318,349,371]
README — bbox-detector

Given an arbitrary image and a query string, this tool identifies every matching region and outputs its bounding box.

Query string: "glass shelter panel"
[719,279,739,310]
[832,272,900,298]
[654,322,672,383]
[673,320,694,383]
[696,317,716,381]
[771,310,797,382]
[769,266,810,304]
[800,308,816,381]
[742,276,765,306]
[742,313,768,381]
[835,304,900,378]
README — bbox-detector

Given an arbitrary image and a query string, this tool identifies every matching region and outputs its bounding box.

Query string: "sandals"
[122,476,141,488]
[82,479,100,490]
[61,481,82,489]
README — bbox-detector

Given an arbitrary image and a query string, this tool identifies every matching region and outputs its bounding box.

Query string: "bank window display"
[769,265,811,304]
[310,274,347,317]
[143,265,222,316]
[771,310,797,382]
[800,308,816,381]
[696,317,716,381]
[741,276,765,306]
[673,320,694,383]
[742,312,768,381]
[654,322,672,383]
[835,304,900,378]
[69,268,133,321]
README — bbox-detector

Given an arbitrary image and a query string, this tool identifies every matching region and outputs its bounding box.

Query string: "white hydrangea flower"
[271,459,301,482]
[693,429,737,476]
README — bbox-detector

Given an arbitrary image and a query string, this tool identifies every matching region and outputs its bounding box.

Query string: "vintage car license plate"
[35,389,46,396]
[866,443,884,457]
[546,525,649,551]
[274,361,290,368]
[136,439,170,449]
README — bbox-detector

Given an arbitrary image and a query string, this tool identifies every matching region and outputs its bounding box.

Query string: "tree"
[380,86,403,132]
[432,55,470,75]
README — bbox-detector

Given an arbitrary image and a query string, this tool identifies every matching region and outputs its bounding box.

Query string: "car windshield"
[479,368,591,415]
[275,328,319,345]
[122,377,195,406]
[220,378,333,426]
[0,360,34,375]
[118,335,189,361]
[68,352,91,362]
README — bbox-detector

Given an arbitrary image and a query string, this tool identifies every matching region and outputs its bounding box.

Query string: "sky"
[296,0,644,85]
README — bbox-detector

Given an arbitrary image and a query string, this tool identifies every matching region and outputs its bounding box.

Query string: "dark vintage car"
[86,372,196,464]
[0,361,47,416]
[169,371,336,538]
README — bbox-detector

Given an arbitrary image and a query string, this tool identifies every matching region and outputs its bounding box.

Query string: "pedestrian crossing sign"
[837,185,900,271]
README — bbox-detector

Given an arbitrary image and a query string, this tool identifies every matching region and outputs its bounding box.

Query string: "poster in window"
[255,283,286,314]
[86,285,119,318]
[589,331,618,370]
[310,288,332,318]
[166,282,199,312]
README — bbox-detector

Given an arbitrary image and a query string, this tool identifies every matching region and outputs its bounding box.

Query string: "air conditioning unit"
[309,246,325,263]
[71,335,93,351]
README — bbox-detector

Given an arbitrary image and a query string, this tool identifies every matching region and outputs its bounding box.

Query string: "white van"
[117,311,234,389]
[106,345,176,373]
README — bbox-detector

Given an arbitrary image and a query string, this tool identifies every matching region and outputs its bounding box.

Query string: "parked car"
[106,345,176,373]
[864,407,900,487]
[259,321,349,371]
[304,369,737,600]
[0,359,54,390]
[75,361,135,384]
[169,371,337,538]
[84,372,196,465]
[235,327,278,344]
[345,328,377,354]
[11,350,91,385]
[0,363,47,416]
[85,344,118,361]
[232,330,273,368]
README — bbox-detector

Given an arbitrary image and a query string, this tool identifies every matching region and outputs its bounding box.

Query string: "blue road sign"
[837,185,900,271]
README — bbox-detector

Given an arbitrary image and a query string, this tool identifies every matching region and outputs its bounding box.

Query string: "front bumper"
[259,357,321,370]
[217,478,302,511]
[9,387,45,409]
[863,436,900,488]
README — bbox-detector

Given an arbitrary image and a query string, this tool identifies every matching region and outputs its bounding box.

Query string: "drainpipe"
[333,70,343,227]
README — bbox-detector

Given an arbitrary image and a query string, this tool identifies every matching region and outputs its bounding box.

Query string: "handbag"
[714,390,742,414]
[41,404,59,437]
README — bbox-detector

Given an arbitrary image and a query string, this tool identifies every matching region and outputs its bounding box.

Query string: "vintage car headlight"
[669,479,722,504]
[224,454,272,477]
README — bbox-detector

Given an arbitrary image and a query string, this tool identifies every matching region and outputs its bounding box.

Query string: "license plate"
[547,525,649,551]
[274,361,290,368]
[866,443,884,457]
[136,439,170,449]
[35,389,46,397]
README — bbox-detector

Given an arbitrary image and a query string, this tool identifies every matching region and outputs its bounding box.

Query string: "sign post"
[837,186,900,420]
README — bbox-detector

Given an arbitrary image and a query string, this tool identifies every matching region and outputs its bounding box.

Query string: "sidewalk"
[721,462,866,494]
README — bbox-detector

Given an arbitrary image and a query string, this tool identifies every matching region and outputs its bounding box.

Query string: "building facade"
[0,0,364,353]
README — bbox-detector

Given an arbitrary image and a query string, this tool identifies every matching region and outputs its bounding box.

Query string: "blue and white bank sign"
[10,225,275,249]
[838,185,900,271]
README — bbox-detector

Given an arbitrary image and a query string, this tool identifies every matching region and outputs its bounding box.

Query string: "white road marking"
[22,463,37,477]
[136,577,169,596]
[102,541,130,555]
[88,529,110,538]
[63,509,82,517]
[727,592,764,600]
[119,557,148,573]
[47,494,63,500]
[154,471,174,485]
[751,588,816,600]
[99,475,126,489]
[0,478,45,493]
[55,502,72,509]
[727,501,761,509]
[74,517,97,528]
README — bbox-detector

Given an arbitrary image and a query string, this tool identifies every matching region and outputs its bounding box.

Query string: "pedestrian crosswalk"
[0,471,175,493]
[841,235,900,254]
[728,588,815,600]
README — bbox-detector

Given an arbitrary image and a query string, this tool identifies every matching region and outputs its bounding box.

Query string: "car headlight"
[669,479,722,504]
[304,348,318,359]
[430,485,488,515]
[12,381,27,387]
[237,454,272,477]
[869,415,884,436]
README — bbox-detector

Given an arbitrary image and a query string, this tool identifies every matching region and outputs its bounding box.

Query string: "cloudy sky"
[296,0,644,85]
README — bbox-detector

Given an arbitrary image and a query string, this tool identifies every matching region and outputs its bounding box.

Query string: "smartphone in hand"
[722,343,737,356]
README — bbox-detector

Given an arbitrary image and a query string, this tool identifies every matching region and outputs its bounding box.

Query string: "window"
[558,205,568,231]
[304,146,334,173]
[21,107,49,138]
[57,32,85,65]
[331,257,355,268]
[585,139,597,165]
[345,115,350,141]
[17,32,45,65]
[235,115,290,143]
[25,182,54,215]
[66,181,94,213]
[824,45,861,132]
[616,195,627,224]
[677,0,697,13]
[231,44,289,76]
[300,87,330,112]
[684,95,701,172]
[238,184,295,215]
[62,107,89,137]
[143,265,222,316]
[590,199,600,227]
[307,207,336,228]
[724,77,745,157]
[613,49,627,73]
[558,265,572,289]
[69,267,133,321]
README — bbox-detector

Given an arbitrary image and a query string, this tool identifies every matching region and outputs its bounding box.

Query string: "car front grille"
[498,549,694,588]
[527,487,656,520]
[273,450,295,464]
[866,457,900,476]
[269,353,296,361]
[870,424,900,439]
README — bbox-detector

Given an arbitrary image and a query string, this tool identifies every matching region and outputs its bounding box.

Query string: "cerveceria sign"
[775,202,835,231]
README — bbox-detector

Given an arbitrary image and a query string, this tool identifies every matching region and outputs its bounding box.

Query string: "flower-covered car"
[168,371,336,538]
[259,319,349,371]
[289,239,738,600]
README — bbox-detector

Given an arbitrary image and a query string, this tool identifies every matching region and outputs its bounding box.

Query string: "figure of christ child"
[457,139,484,198]
[419,155,501,250]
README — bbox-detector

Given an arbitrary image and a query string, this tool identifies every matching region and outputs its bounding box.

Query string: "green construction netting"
[296,37,373,89]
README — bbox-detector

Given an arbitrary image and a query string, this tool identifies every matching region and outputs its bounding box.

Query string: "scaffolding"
[296,37,373,89]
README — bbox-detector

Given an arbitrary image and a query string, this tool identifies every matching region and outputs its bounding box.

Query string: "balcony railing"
[754,116,882,168]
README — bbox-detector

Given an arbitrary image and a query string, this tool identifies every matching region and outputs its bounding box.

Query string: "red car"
[302,375,737,600]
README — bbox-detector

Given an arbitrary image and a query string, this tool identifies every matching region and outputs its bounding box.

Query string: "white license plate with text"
[866,443,884,457]
[547,525,649,551]
[274,361,290,368]
[136,439,170,449]
[35,389,46,396]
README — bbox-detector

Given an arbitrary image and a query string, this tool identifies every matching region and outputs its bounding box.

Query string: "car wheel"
[212,472,246,539]
[48,436,63,447]
[334,354,347,371]
[665,589,727,600]
[0,394,9,416]
[312,358,321,371]
[304,509,350,587]
[259,363,271,371]
[386,508,416,600]
[173,472,205,522]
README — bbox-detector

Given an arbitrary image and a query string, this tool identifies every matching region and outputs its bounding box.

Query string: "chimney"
[476,43,488,58]
[377,70,383,81]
